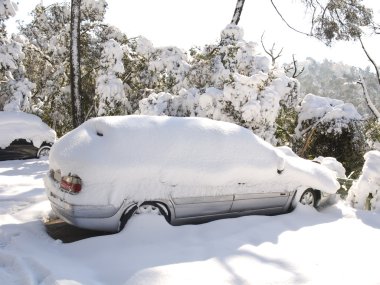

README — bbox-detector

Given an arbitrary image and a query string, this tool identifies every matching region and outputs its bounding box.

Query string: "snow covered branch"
[357,73,380,120]
[284,55,304,79]
[260,33,283,66]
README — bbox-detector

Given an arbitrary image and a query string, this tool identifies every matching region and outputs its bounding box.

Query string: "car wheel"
[118,201,169,232]
[37,146,51,158]
[300,189,317,207]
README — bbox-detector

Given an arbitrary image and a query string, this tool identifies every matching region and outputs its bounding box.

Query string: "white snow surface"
[48,115,339,206]
[348,150,380,211]
[312,156,346,178]
[2,158,380,285]
[0,111,56,148]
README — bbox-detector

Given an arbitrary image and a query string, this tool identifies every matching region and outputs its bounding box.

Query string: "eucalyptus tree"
[19,0,111,135]
[70,0,83,127]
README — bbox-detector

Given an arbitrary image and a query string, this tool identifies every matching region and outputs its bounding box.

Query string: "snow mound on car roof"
[49,115,339,204]
[0,111,56,149]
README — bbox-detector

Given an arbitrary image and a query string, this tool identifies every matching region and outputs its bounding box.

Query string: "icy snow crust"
[49,115,339,206]
[0,111,56,149]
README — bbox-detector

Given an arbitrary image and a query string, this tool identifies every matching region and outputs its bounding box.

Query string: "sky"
[6,0,380,69]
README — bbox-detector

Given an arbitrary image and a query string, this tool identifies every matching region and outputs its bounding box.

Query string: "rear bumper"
[44,175,126,232]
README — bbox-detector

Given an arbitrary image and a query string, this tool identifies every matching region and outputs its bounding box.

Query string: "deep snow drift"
[2,158,380,285]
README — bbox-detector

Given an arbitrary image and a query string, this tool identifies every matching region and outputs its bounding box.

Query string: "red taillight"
[60,175,82,194]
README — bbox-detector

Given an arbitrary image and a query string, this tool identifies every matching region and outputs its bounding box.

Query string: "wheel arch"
[118,200,173,232]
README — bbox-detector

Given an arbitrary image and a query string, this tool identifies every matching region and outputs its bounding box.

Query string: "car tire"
[37,146,51,158]
[299,189,318,207]
[118,201,170,232]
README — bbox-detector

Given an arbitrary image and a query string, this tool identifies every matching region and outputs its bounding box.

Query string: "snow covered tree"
[292,58,380,116]
[0,0,15,33]
[0,1,34,112]
[275,0,380,120]
[139,24,300,145]
[96,39,129,116]
[294,94,367,176]
[70,0,83,127]
[1,37,35,113]
[19,3,72,134]
[120,36,190,112]
[19,0,110,135]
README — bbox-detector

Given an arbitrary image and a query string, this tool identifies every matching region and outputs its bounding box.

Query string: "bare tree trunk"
[231,0,245,25]
[357,74,380,120]
[70,0,83,128]
[358,37,380,119]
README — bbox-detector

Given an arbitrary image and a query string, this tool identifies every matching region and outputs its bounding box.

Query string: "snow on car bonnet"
[0,111,56,148]
[49,115,339,204]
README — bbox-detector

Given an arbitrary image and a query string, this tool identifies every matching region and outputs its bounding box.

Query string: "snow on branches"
[139,24,299,145]
[0,0,17,20]
[96,39,129,116]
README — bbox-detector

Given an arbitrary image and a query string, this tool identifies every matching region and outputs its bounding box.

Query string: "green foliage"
[275,105,298,146]
[295,120,367,177]
[303,0,374,45]
[365,118,380,149]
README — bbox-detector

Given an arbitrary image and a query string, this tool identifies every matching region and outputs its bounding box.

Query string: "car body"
[44,115,340,232]
[0,111,56,161]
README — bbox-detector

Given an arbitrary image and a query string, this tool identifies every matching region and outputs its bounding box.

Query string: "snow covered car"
[0,111,56,161]
[44,115,339,232]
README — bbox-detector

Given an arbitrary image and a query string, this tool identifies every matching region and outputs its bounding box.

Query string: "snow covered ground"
[1,158,380,285]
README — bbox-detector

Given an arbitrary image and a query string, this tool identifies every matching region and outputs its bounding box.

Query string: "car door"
[231,187,293,215]
[171,194,234,221]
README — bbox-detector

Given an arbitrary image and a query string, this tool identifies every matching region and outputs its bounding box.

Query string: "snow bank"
[0,111,56,148]
[3,159,380,285]
[348,150,380,211]
[49,115,339,206]
[295,94,362,137]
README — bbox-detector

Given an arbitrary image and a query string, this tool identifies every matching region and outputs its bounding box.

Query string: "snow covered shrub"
[18,2,119,135]
[121,36,190,112]
[96,39,130,116]
[294,94,367,176]
[348,151,380,211]
[365,118,380,151]
[139,24,300,145]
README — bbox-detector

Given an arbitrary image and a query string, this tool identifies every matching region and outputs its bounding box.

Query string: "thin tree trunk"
[358,74,380,120]
[231,0,246,25]
[70,0,83,127]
